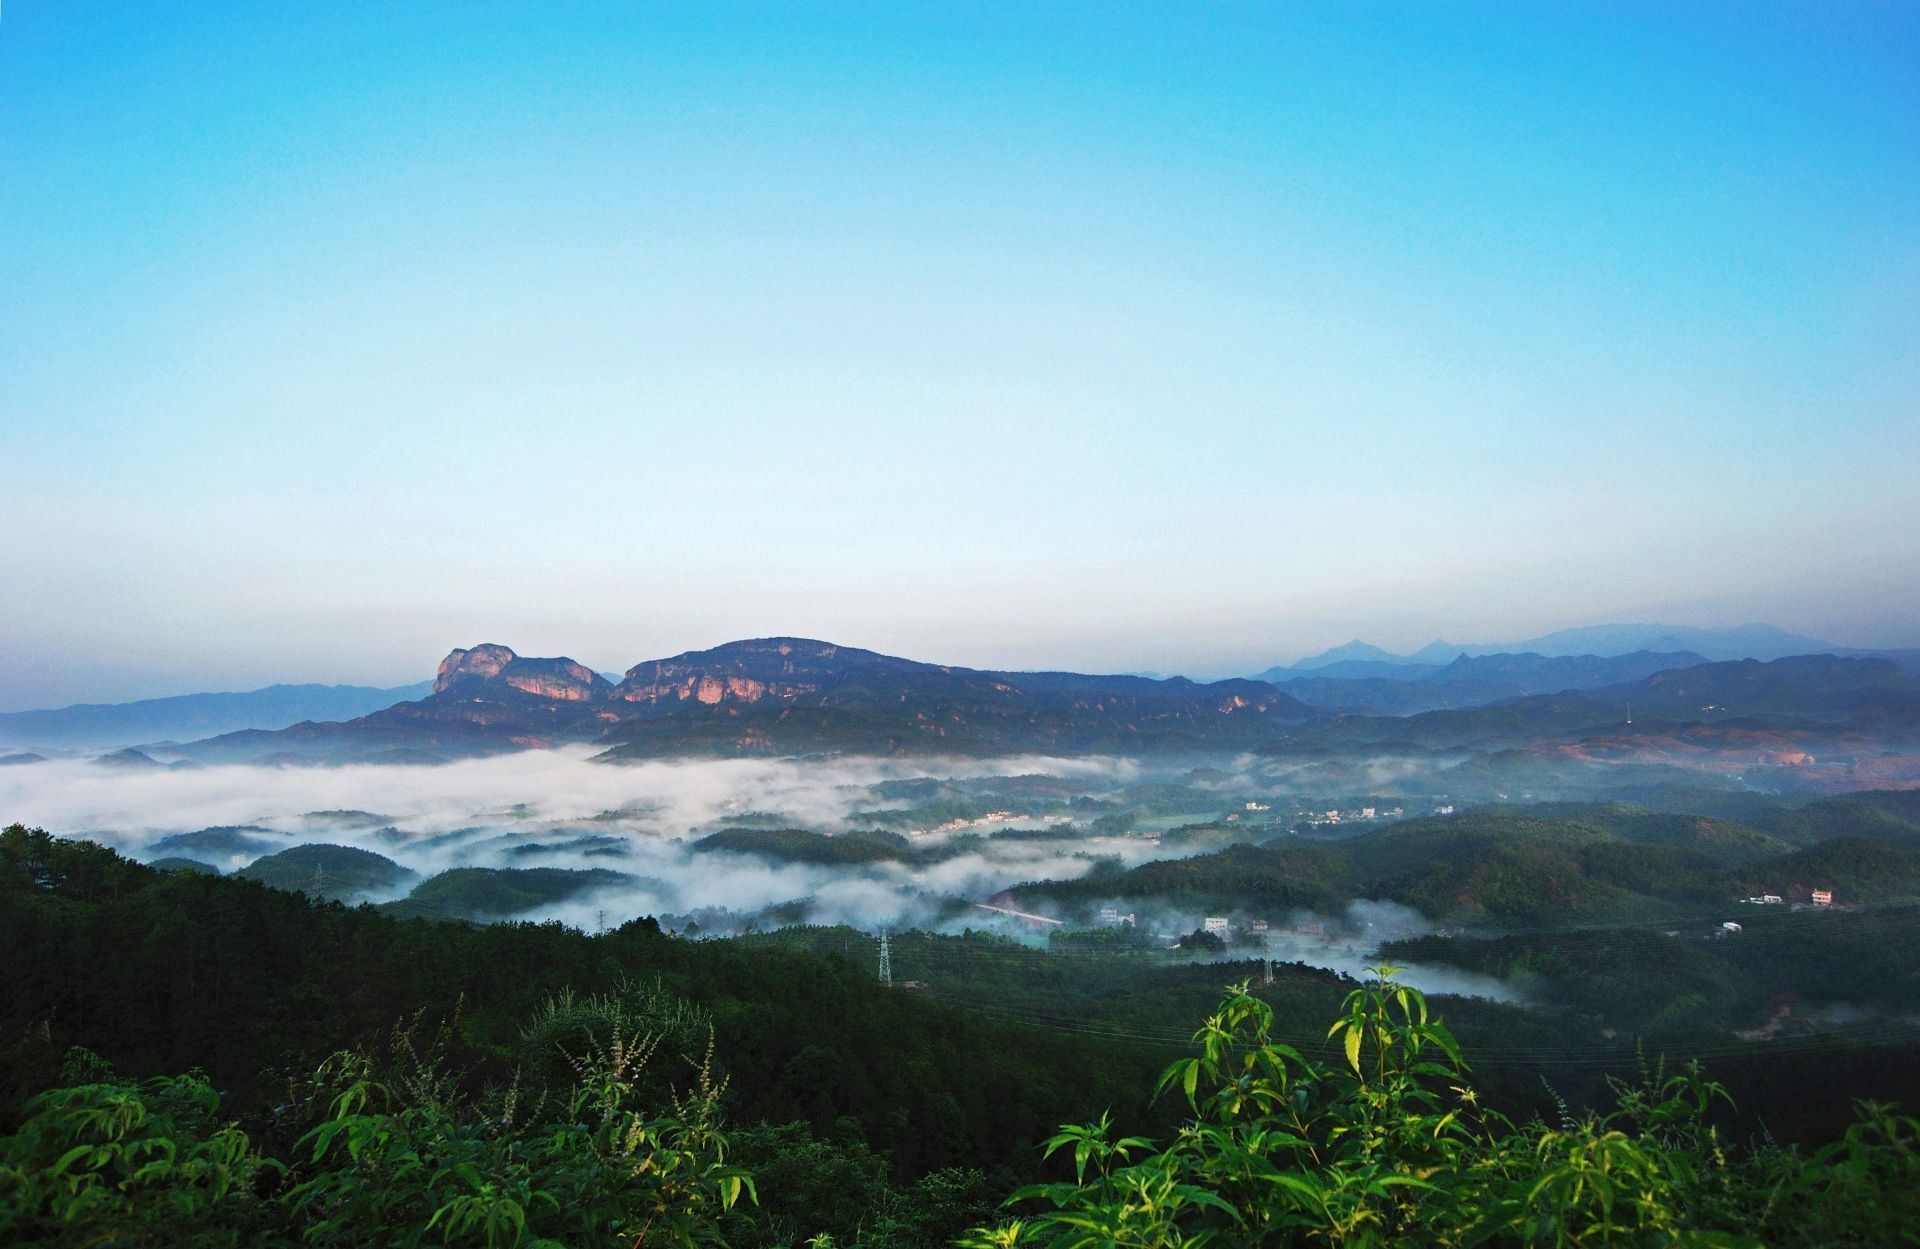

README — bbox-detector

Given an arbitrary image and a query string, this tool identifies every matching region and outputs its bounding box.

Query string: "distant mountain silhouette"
[1447,623,1838,664]
[1278,655,1919,753]
[1285,640,1415,671]
[0,681,433,751]
[1271,623,1842,674]
[1271,650,1710,715]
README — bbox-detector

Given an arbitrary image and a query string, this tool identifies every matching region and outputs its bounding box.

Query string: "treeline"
[1387,902,1920,1028]
[1,987,1000,1247]
[11,820,1920,1244]
[8,972,1918,1246]
[951,977,1920,1247]
[1015,796,1920,927]
[0,825,1157,1184]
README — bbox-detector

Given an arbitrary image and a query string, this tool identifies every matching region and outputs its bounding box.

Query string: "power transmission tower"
[1263,958,1274,986]
[877,929,893,987]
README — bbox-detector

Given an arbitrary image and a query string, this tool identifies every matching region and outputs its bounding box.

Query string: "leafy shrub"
[961,969,1920,1247]
[7,915,1920,1246]
[282,1014,750,1246]
[0,1068,279,1247]
[518,977,713,1094]
[0,1014,750,1248]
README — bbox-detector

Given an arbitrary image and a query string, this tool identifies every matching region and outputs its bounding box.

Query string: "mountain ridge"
[173,638,1318,764]
[1275,654,1920,756]
[1269,649,1712,715]
[0,681,435,751]
[1271,623,1843,674]
[155,641,1920,767]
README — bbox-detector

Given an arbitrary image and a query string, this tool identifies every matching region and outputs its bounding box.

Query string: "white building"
[1202,916,1231,937]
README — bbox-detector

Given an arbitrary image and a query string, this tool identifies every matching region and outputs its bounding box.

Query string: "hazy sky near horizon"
[3,3,1917,709]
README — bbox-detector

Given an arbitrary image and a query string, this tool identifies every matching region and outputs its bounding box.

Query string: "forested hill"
[1267,649,1711,714]
[0,824,1154,1182]
[1012,800,1920,927]
[9,823,1920,1246]
[1274,653,1919,753]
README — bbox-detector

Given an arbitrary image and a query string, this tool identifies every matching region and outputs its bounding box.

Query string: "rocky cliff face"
[613,638,926,712]
[435,645,517,693]
[432,646,612,703]
[498,658,611,702]
[617,669,808,709]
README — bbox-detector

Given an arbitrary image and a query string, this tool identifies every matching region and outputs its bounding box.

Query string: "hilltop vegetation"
[147,856,220,875]
[1475,800,1789,857]
[693,827,911,866]
[1755,789,1920,846]
[0,825,1151,1183]
[150,825,281,859]
[378,866,642,921]
[7,966,1917,1247]
[237,843,415,902]
[1744,837,1920,903]
[1387,901,1920,1034]
[1015,805,1920,928]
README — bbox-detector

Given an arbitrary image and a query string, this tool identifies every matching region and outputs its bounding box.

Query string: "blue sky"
[3,2,1917,708]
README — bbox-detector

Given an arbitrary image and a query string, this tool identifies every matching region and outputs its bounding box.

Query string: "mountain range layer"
[1266,650,1713,715]
[174,638,1315,764]
[1275,654,1920,756]
[133,636,1920,767]
[0,681,434,751]
[5,620,1916,766]
[1266,623,1920,675]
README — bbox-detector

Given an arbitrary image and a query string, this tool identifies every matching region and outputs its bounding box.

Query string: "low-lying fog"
[2,747,1518,1001]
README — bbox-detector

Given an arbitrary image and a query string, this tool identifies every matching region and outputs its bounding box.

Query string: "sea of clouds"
[1,748,1518,1000]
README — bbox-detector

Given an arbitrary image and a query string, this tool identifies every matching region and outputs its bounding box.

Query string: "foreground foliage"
[7,822,1920,1245]
[0,824,1152,1181]
[6,976,1919,1246]
[0,1017,753,1249]
[963,972,1920,1248]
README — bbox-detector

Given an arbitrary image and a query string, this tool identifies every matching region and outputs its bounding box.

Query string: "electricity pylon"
[877,928,893,986]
